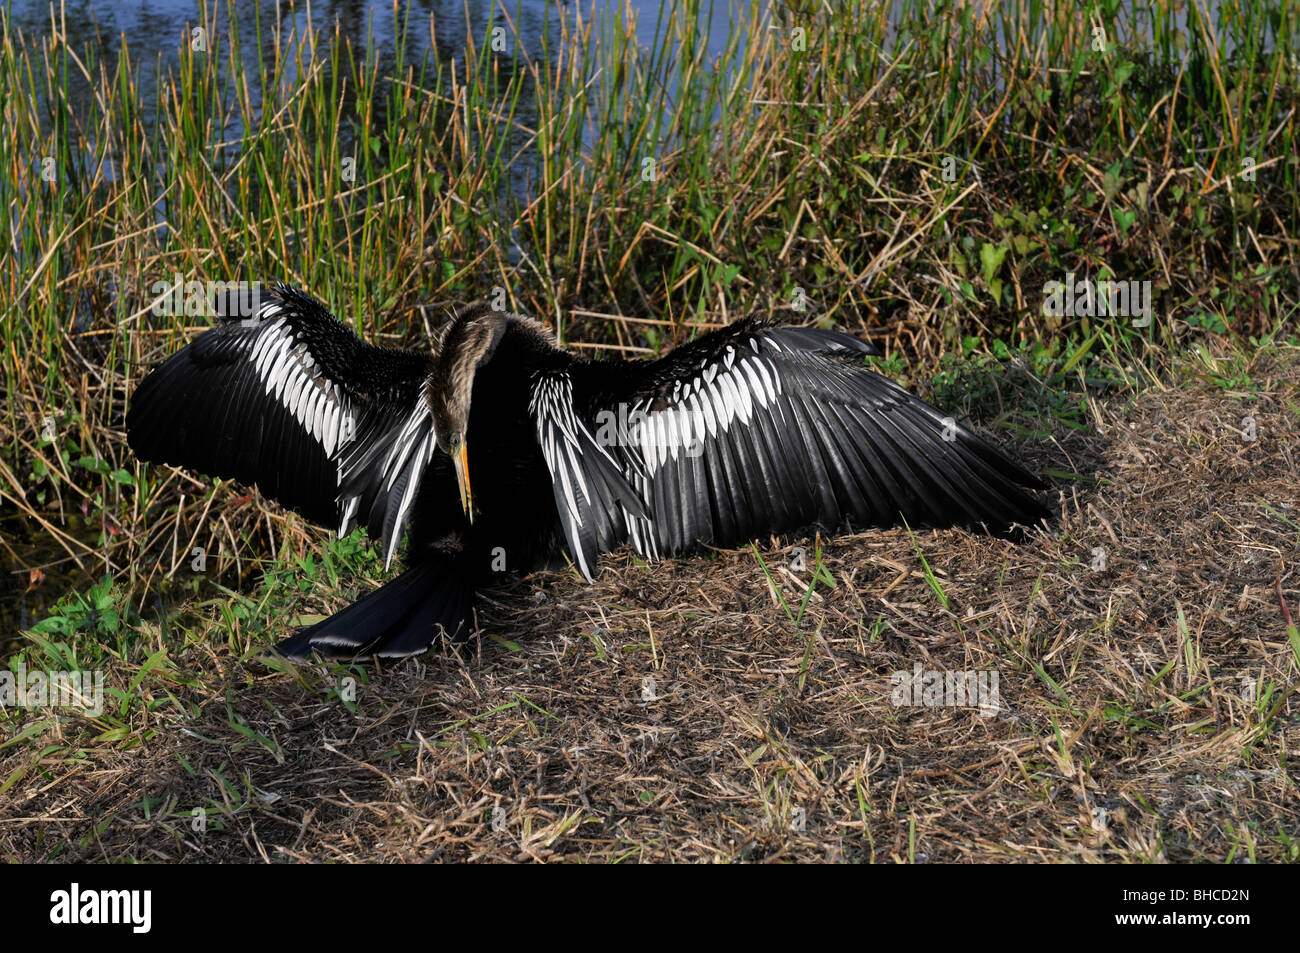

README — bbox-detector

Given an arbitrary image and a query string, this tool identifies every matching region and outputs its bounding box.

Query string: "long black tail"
[275,554,474,661]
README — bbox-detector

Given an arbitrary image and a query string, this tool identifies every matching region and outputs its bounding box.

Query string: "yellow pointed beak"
[453,441,473,523]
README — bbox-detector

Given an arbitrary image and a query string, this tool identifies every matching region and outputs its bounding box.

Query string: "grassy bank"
[4,341,1299,861]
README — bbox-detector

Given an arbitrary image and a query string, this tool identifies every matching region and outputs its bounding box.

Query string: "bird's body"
[127,284,1049,659]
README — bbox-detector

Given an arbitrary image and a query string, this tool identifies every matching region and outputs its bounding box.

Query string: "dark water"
[6,0,737,58]
[5,0,742,258]
[5,0,740,127]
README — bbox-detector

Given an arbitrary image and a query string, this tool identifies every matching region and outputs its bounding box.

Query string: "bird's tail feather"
[274,554,473,661]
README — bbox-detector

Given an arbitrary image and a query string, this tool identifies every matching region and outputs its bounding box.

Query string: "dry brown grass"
[2,347,1298,863]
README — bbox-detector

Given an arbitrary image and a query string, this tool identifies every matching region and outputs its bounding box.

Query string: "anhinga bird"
[127,284,1050,660]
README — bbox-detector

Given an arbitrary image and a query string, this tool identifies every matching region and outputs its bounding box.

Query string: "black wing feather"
[127,284,437,564]
[532,319,1049,569]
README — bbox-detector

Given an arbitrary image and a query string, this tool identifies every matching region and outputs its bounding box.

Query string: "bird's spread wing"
[127,284,437,567]
[531,321,1047,575]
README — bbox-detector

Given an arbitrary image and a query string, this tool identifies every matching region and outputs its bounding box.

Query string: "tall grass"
[1,0,1297,629]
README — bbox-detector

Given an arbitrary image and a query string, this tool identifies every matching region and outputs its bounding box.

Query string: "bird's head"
[429,304,510,522]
